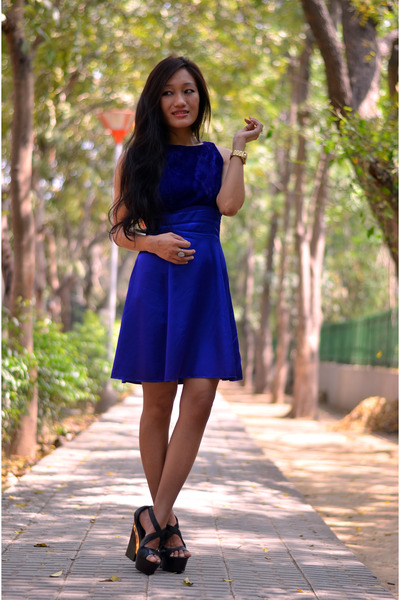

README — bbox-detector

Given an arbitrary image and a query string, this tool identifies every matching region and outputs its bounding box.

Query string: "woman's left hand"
[233,117,264,147]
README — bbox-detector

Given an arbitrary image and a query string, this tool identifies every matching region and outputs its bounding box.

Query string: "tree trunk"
[341,0,381,116]
[3,1,38,458]
[292,152,330,418]
[58,274,77,331]
[34,185,47,316]
[254,212,278,394]
[242,239,255,387]
[2,199,13,308]
[45,228,62,322]
[301,0,398,271]
[300,0,352,112]
[272,47,308,404]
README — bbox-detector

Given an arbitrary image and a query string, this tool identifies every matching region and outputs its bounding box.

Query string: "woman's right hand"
[149,232,195,264]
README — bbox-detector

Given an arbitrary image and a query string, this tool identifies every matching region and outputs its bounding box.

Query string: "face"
[160,68,200,133]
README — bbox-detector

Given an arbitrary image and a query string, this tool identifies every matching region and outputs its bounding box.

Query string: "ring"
[177,251,185,258]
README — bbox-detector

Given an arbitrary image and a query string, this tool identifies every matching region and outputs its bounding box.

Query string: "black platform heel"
[126,506,164,576]
[160,516,189,573]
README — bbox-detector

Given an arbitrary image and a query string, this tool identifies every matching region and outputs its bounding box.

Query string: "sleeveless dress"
[111,141,242,384]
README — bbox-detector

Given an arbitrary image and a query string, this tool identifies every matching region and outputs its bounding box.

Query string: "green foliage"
[335,109,398,193]
[2,310,111,444]
[350,0,398,28]
[33,318,93,428]
[323,162,395,321]
[1,343,32,446]
[67,311,110,398]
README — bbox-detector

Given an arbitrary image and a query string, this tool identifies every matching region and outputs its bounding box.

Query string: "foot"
[139,508,162,563]
[164,514,191,558]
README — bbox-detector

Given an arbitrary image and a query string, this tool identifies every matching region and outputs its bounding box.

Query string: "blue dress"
[111,141,242,384]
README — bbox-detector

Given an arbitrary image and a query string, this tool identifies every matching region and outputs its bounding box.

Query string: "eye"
[185,89,195,94]
[162,90,173,96]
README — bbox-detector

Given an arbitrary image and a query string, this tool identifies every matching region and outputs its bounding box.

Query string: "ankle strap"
[148,506,162,532]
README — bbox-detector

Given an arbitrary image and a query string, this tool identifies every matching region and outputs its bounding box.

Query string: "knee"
[142,386,176,424]
[180,386,216,423]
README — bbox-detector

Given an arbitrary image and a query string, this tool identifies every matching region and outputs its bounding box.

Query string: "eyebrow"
[163,82,196,87]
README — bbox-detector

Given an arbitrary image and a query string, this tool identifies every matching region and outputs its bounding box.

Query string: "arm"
[111,156,195,264]
[216,117,263,216]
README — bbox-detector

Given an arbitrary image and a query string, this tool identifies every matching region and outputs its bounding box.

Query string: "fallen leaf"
[222,578,232,582]
[100,575,121,582]
[262,546,269,553]
[183,577,193,586]
[34,543,49,547]
[50,570,63,578]
[107,472,116,475]
[15,503,29,507]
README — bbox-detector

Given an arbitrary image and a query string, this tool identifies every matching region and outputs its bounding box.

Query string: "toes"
[147,554,160,563]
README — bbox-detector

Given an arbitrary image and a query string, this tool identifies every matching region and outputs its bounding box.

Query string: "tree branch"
[301,0,353,112]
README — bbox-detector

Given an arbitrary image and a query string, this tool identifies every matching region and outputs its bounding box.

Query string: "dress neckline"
[167,142,205,148]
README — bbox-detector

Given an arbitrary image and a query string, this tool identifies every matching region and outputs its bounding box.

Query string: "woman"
[110,55,263,576]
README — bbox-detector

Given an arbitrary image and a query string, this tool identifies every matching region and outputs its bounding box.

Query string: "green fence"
[319,309,398,368]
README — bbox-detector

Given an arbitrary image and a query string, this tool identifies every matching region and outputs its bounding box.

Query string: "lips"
[172,111,189,117]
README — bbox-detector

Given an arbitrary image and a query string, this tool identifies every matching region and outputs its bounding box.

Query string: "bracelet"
[230,150,247,165]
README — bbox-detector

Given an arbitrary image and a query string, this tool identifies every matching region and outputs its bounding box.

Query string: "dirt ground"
[220,381,398,599]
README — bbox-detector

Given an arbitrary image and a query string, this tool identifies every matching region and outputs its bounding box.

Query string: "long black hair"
[110,56,211,238]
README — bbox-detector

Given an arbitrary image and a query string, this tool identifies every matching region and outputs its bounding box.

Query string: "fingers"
[171,233,191,247]
[243,116,264,140]
[153,232,196,264]
[244,116,263,131]
[174,248,196,264]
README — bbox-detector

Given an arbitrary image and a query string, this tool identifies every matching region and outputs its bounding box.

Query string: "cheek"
[160,98,170,118]
[192,96,200,114]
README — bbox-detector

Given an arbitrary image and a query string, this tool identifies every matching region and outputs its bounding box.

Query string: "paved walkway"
[2,390,396,600]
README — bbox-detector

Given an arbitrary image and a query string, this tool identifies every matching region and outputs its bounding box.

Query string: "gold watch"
[230,150,247,165]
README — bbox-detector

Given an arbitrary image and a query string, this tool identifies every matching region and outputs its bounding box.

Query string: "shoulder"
[214,145,231,162]
[207,144,230,169]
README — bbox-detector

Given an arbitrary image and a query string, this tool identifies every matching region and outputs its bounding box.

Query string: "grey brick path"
[2,390,395,600]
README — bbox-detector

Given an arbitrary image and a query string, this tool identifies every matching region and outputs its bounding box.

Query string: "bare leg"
[138,381,178,563]
[140,381,178,500]
[138,378,218,560]
[153,378,219,556]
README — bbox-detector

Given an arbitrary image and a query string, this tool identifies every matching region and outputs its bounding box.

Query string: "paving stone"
[2,390,396,599]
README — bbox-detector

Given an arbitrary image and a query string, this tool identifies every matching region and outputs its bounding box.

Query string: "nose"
[174,93,186,106]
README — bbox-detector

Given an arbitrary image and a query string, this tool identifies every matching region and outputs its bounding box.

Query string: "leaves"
[49,570,63,578]
[2,309,110,446]
[183,577,194,586]
[100,575,121,582]
[34,543,49,547]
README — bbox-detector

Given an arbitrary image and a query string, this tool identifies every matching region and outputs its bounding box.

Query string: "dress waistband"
[157,205,221,238]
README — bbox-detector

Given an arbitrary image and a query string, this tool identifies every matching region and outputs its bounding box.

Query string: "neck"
[168,128,199,146]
